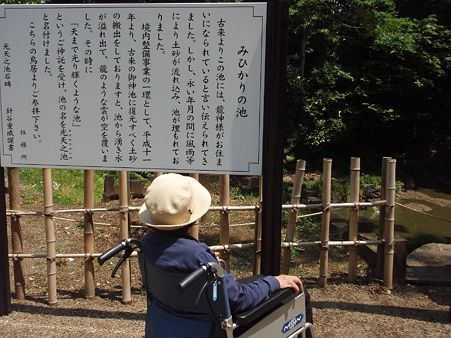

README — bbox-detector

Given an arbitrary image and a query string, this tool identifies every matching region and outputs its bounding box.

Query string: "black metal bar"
[261,0,289,275]
[0,165,11,316]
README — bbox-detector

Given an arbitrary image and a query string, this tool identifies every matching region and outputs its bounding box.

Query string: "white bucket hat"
[139,173,211,230]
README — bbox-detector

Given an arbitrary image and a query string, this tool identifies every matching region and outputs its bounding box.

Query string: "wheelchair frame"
[98,238,314,338]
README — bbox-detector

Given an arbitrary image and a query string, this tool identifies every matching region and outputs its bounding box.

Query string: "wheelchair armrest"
[233,287,295,327]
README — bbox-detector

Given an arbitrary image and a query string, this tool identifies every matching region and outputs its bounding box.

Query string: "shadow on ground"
[312,300,449,324]
[11,302,145,321]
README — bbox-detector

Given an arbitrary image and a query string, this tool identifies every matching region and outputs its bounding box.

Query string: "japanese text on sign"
[0,3,266,174]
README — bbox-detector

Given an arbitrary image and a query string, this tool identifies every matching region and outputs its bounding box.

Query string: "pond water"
[332,188,451,251]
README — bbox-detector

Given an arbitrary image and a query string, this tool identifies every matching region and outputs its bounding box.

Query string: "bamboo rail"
[319,159,332,287]
[280,240,384,248]
[348,157,360,281]
[281,159,305,274]
[6,200,387,217]
[8,167,25,300]
[9,239,384,259]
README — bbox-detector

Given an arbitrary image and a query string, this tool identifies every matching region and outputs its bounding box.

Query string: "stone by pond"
[406,243,451,285]
[407,243,451,267]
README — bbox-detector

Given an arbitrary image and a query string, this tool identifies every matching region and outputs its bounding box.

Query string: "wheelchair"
[99,238,314,338]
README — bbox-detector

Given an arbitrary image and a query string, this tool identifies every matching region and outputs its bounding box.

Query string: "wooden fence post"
[281,159,306,274]
[348,157,360,282]
[219,175,230,270]
[253,176,263,275]
[43,168,57,305]
[118,171,131,303]
[83,170,95,298]
[319,158,332,287]
[0,166,11,315]
[8,168,25,300]
[383,159,396,289]
[376,157,391,279]
[188,173,200,240]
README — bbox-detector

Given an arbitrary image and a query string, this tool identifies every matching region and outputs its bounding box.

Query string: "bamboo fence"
[219,174,231,270]
[281,159,306,274]
[376,157,391,278]
[8,168,25,301]
[43,168,57,305]
[319,159,332,287]
[119,171,131,303]
[5,157,396,305]
[348,157,360,282]
[188,173,200,240]
[84,170,95,299]
[383,159,397,289]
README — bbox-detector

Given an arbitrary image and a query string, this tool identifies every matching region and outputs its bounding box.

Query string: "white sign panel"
[0,3,266,174]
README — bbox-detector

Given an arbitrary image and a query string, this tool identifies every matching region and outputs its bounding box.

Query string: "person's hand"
[275,274,303,295]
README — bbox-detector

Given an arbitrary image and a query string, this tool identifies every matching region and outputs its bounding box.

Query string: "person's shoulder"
[177,238,215,259]
[178,236,209,250]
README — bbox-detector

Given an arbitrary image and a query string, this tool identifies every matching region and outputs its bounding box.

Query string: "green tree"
[286,0,450,175]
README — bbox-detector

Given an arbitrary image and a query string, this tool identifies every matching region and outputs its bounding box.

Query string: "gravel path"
[0,283,449,337]
[309,283,450,337]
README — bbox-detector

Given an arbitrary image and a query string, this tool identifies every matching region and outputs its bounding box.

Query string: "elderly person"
[139,173,311,337]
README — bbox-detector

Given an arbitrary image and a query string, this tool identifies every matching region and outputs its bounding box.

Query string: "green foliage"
[331,178,349,202]
[303,177,349,202]
[303,173,404,203]
[229,186,258,203]
[286,0,451,164]
[130,172,149,181]
[360,174,382,187]
[303,179,321,192]
[55,243,64,254]
[296,216,321,242]
[19,168,107,205]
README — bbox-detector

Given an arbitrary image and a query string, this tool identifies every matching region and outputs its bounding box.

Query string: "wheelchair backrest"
[140,256,230,323]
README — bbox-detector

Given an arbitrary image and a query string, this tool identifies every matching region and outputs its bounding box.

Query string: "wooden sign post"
[0,166,11,315]
[261,0,288,275]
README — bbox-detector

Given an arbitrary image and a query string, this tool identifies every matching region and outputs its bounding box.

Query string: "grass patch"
[19,168,107,205]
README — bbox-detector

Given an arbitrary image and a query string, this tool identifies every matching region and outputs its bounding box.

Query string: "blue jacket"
[140,230,280,314]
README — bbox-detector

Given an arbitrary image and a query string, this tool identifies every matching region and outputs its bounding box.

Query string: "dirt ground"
[1,267,449,338]
[1,198,450,337]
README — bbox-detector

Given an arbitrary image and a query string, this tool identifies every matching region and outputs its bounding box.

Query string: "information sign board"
[0,3,266,174]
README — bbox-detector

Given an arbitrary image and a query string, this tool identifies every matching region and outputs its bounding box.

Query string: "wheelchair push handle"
[98,238,142,278]
[98,238,142,265]
[98,241,127,265]
[178,261,226,294]
[178,266,206,293]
